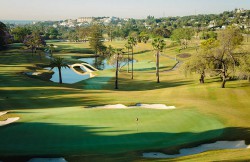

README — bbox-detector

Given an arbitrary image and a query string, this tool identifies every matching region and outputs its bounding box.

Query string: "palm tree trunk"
[127,49,130,73]
[221,63,226,88]
[156,51,160,83]
[58,67,62,84]
[115,58,119,89]
[131,48,134,79]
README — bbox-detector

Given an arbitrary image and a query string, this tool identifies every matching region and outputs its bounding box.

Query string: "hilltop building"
[236,8,246,14]
[77,17,94,24]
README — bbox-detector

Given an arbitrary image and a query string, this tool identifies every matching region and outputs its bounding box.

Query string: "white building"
[77,17,93,24]
[236,8,246,14]
[208,20,216,28]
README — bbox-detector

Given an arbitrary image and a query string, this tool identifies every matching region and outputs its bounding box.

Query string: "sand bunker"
[89,104,175,109]
[135,104,175,109]
[143,140,250,159]
[0,111,8,116]
[0,111,19,126]
[28,158,67,162]
[0,117,20,126]
[24,72,42,76]
[93,104,128,109]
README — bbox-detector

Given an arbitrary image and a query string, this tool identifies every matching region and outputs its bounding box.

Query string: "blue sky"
[0,0,249,20]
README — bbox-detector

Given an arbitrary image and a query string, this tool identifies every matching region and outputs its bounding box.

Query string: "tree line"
[1,20,249,89]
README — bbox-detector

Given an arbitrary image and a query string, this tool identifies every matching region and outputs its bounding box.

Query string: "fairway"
[0,107,224,156]
[0,41,249,161]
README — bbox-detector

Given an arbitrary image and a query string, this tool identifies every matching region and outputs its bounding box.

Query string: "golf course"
[0,38,250,162]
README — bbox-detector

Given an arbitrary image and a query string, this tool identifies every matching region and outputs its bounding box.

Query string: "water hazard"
[46,57,135,84]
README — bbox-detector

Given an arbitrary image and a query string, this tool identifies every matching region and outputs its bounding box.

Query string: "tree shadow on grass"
[104,78,193,91]
[0,86,109,110]
[0,73,112,110]
[133,50,152,55]
[132,66,170,72]
[0,123,249,162]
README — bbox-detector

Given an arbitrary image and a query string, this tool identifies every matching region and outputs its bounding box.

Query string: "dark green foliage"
[89,25,106,55]
[23,32,46,54]
[0,21,11,50]
[200,31,218,40]
[153,27,171,38]
[11,26,31,42]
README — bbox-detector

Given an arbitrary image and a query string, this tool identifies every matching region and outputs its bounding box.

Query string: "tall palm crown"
[124,43,132,51]
[128,37,137,47]
[152,38,166,52]
[50,57,69,84]
[127,36,137,79]
[152,38,166,83]
[124,43,132,73]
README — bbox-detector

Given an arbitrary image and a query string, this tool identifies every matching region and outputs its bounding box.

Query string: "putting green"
[0,107,224,156]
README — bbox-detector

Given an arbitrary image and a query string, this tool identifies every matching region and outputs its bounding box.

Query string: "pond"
[46,57,135,84]
[45,67,91,84]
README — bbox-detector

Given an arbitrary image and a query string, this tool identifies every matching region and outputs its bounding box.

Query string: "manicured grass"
[0,107,223,156]
[0,40,249,161]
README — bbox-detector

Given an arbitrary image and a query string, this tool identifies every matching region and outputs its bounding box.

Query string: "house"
[208,20,216,28]
[77,17,93,24]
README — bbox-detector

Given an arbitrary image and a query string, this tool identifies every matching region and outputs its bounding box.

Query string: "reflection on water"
[78,57,113,70]
[45,67,90,84]
[79,57,135,70]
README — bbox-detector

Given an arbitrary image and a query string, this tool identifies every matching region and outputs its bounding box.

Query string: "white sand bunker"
[143,140,250,159]
[0,111,8,116]
[0,111,19,126]
[28,158,67,162]
[24,72,42,76]
[94,104,128,109]
[89,104,175,109]
[135,104,175,109]
[0,117,20,126]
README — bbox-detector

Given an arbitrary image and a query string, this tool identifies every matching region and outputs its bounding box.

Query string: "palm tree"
[114,49,123,89]
[128,37,137,79]
[124,43,131,73]
[107,47,123,89]
[49,57,69,84]
[152,38,166,83]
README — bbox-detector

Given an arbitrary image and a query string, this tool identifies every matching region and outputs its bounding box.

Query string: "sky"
[0,0,250,20]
